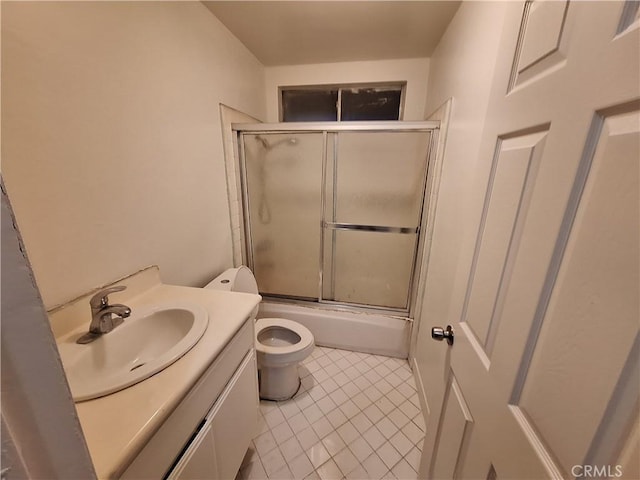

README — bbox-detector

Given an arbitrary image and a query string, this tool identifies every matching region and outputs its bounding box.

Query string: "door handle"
[431,325,454,346]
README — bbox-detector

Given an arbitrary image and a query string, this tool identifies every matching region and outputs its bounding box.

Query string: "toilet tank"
[205,266,259,295]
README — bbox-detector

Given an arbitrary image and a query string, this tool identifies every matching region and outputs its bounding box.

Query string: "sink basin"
[58,301,209,401]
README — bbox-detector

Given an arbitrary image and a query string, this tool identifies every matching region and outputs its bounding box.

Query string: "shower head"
[256,135,270,149]
[255,135,298,150]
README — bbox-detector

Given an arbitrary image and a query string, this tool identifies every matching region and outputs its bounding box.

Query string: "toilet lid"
[255,318,314,355]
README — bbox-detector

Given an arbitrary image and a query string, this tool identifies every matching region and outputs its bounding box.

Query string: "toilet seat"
[255,318,314,356]
[204,267,315,400]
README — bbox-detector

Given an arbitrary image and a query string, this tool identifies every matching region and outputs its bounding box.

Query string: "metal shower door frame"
[234,121,440,316]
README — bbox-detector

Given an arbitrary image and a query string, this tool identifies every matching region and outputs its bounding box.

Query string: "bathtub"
[257,301,411,359]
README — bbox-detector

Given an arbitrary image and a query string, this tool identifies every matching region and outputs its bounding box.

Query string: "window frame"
[278,81,407,122]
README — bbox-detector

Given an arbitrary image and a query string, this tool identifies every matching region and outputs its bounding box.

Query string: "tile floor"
[236,346,425,480]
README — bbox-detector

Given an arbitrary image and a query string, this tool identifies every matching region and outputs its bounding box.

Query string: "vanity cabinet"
[168,351,257,480]
[121,319,258,480]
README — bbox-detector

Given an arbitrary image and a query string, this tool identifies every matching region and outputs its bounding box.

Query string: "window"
[280,83,405,122]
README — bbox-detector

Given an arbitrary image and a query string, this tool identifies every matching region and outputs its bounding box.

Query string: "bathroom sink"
[58,301,209,401]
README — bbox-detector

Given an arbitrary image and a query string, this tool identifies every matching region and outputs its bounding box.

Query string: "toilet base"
[258,364,301,401]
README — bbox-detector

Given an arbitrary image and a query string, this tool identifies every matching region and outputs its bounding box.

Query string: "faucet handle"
[90,285,127,309]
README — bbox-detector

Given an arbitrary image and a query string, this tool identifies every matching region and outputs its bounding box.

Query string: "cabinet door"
[167,350,258,480]
[166,423,218,480]
[210,350,258,480]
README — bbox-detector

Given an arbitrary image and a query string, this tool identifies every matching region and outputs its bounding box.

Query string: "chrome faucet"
[77,286,132,344]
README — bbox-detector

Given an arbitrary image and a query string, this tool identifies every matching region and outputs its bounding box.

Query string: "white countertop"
[50,267,261,479]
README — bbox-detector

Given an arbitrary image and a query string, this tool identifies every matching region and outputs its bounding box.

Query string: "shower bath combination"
[235,121,438,357]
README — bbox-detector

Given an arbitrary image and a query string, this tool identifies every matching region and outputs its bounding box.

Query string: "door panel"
[323,130,430,309]
[463,129,547,358]
[243,132,324,299]
[430,374,474,479]
[509,0,570,91]
[513,106,639,476]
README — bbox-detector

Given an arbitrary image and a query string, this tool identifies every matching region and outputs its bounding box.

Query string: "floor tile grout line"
[250,345,421,480]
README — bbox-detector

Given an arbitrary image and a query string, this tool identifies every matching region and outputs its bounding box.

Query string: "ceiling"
[203,1,461,66]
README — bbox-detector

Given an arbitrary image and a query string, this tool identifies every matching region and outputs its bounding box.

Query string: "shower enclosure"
[235,122,437,315]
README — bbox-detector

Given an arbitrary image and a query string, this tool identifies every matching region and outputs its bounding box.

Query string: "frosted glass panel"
[243,133,323,298]
[335,131,431,227]
[240,125,433,312]
[323,230,417,309]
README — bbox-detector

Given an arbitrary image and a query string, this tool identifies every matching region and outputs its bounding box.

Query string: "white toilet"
[205,266,315,401]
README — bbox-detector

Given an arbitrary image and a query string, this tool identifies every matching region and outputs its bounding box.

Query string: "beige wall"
[2,2,266,308]
[414,3,508,370]
[264,58,430,122]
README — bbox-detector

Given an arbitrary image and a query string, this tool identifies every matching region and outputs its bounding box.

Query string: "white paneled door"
[420,1,639,478]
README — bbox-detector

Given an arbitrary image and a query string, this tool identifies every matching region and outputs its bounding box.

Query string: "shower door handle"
[323,222,419,234]
[431,325,454,346]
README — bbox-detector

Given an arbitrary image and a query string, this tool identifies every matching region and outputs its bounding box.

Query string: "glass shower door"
[239,124,434,313]
[242,132,324,299]
[322,131,431,310]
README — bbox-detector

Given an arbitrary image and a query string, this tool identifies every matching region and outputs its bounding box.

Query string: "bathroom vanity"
[50,267,261,479]
[123,318,257,479]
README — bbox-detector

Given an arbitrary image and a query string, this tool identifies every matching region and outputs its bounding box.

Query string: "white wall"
[265,58,430,122]
[414,2,508,378]
[1,2,266,309]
